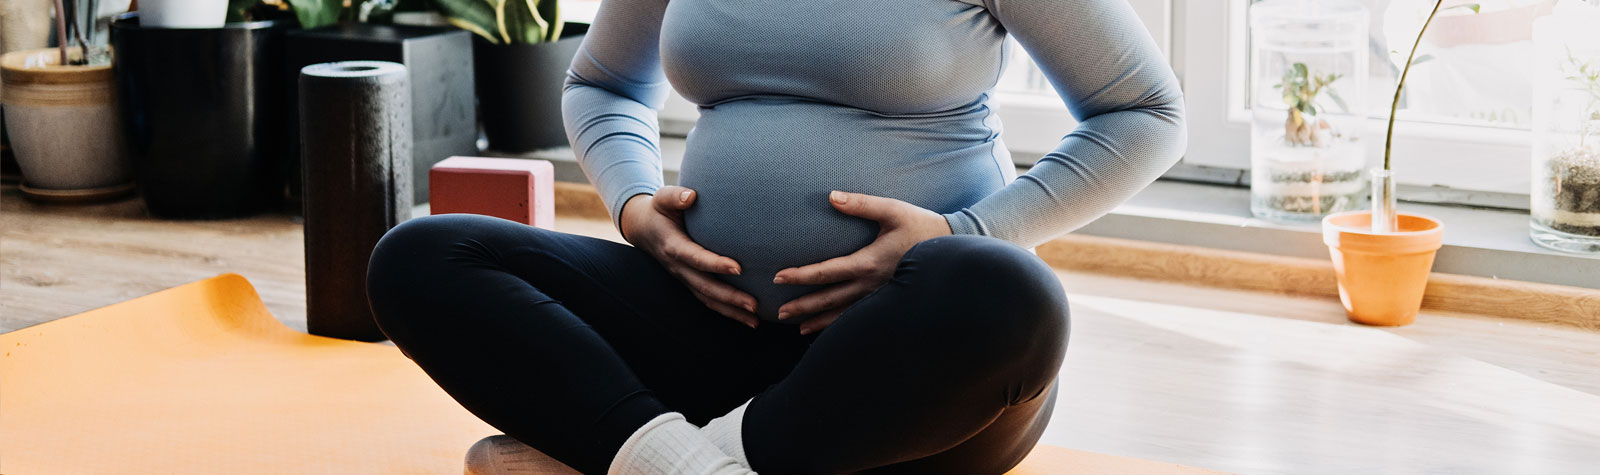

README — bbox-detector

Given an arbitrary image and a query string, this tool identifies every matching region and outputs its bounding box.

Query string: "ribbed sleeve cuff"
[943,210,986,237]
[606,184,663,235]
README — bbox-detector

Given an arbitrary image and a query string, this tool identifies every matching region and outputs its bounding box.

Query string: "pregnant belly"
[677,99,1009,321]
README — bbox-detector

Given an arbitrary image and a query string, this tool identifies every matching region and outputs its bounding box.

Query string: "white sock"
[607,412,755,475]
[699,400,751,468]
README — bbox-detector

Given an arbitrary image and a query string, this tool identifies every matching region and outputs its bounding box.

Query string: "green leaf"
[1293,62,1308,78]
[500,0,546,43]
[536,0,561,41]
[1410,54,1435,66]
[434,0,501,43]
[286,0,345,29]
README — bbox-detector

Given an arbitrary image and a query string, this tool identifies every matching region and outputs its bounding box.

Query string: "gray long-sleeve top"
[563,0,1187,318]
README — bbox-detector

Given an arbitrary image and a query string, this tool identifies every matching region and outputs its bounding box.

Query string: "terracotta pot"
[1322,211,1444,326]
[0,48,132,202]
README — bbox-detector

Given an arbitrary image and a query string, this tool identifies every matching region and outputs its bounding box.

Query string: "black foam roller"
[299,61,412,341]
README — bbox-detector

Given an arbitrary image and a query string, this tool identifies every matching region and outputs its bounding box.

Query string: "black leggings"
[366,214,1070,475]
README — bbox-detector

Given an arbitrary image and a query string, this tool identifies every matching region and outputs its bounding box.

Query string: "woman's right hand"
[620,186,760,328]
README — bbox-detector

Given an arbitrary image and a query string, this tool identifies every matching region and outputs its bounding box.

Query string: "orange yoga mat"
[2,274,1222,474]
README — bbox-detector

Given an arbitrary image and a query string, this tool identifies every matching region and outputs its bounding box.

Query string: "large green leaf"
[434,0,502,43]
[286,0,346,29]
[500,0,548,44]
[535,0,560,41]
[432,0,556,44]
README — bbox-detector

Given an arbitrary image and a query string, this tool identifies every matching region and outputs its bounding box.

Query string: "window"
[1180,0,1543,203]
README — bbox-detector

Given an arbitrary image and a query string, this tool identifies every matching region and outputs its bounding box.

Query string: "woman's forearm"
[563,79,668,229]
[942,0,1188,247]
[943,92,1187,247]
[561,0,672,230]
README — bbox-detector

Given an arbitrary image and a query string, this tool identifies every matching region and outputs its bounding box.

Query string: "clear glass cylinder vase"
[1530,0,1600,253]
[1248,0,1370,222]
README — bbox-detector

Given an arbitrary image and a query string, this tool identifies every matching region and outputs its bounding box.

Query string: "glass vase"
[1248,0,1370,222]
[1530,0,1600,253]
[1370,168,1397,233]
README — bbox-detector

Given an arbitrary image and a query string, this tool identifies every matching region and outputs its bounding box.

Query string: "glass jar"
[1530,0,1600,254]
[1248,0,1370,222]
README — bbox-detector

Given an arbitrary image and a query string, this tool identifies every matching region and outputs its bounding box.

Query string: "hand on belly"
[685,189,953,332]
[619,186,762,329]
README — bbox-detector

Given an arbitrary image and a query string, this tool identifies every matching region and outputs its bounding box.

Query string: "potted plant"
[1,0,131,202]
[1319,1,1478,326]
[1530,0,1600,254]
[435,0,586,153]
[1249,0,1369,222]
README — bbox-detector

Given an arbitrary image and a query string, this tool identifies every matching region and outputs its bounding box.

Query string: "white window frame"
[1176,0,1532,198]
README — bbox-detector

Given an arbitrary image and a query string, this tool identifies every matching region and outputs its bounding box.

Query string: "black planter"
[111,16,291,219]
[475,23,588,154]
[286,24,477,206]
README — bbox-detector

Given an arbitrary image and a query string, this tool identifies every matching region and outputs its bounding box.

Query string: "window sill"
[1081,180,1598,290]
[498,137,1598,290]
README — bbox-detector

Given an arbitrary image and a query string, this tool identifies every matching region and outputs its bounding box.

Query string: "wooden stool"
[429,156,556,228]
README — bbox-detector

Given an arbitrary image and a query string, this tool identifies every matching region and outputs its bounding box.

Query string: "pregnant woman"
[366,0,1185,473]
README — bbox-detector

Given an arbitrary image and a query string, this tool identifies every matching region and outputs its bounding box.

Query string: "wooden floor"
[4,187,1600,474]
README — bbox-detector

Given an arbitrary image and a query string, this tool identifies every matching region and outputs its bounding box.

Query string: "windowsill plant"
[1247,0,1369,223]
[1318,0,1478,327]
[1530,0,1600,254]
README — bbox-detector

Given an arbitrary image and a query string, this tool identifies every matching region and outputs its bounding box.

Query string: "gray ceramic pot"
[1,49,130,199]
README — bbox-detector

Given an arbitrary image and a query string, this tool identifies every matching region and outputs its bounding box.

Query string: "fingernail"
[727,266,741,275]
[746,320,758,329]
[772,275,786,284]
[679,190,692,202]
[830,190,847,205]
[745,302,757,313]
[799,327,812,335]
[777,311,789,320]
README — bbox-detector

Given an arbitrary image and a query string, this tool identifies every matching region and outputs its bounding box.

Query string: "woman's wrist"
[619,193,655,243]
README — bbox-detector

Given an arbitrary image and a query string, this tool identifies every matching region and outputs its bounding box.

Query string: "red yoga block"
[429,157,556,228]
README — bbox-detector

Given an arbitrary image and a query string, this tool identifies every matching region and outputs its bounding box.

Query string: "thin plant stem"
[1385,0,1445,171]
[73,7,91,65]
[53,0,70,64]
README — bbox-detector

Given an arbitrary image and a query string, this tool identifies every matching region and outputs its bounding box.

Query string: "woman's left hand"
[775,190,953,334]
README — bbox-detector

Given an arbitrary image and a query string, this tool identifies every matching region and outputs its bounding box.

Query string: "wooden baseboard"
[554,181,610,221]
[551,182,1600,331]
[1037,234,1600,331]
